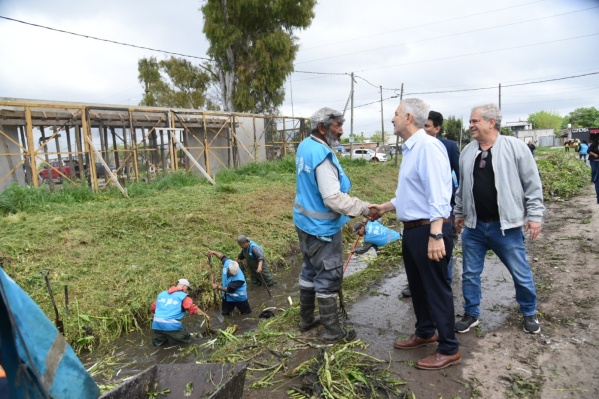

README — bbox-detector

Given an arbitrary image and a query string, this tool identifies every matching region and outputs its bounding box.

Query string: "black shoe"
[401,287,411,297]
[455,314,480,333]
[523,315,541,334]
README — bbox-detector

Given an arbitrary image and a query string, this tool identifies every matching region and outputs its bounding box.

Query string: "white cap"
[228,261,240,276]
[177,278,192,289]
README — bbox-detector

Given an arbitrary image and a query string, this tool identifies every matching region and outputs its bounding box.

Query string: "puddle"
[85,238,520,387]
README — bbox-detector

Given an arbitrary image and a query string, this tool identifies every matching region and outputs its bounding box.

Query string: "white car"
[340,149,387,162]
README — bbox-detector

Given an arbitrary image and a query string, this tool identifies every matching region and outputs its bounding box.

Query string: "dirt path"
[248,186,599,399]
[460,186,599,399]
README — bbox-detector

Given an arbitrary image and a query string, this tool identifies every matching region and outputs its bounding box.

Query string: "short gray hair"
[310,107,345,132]
[472,103,502,130]
[401,98,429,128]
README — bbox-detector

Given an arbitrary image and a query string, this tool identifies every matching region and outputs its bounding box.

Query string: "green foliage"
[537,153,590,199]
[137,56,214,109]
[564,107,599,128]
[527,110,563,133]
[500,127,515,136]
[443,115,463,142]
[202,0,316,113]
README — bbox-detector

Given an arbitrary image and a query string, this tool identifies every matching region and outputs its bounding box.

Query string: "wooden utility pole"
[499,83,502,110]
[350,72,354,160]
[394,83,404,167]
[380,85,385,150]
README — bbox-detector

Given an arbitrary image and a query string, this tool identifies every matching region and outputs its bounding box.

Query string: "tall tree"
[527,110,563,133]
[443,116,463,142]
[202,0,316,113]
[565,107,599,128]
[137,56,214,109]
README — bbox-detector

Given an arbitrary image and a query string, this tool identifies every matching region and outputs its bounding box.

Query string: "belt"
[403,218,450,230]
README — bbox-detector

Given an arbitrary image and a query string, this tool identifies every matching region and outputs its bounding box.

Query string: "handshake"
[366,202,394,221]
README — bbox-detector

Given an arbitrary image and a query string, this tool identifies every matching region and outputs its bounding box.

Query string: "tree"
[138,56,214,109]
[370,130,383,145]
[527,110,563,133]
[564,107,599,128]
[442,116,463,142]
[202,0,316,113]
[500,127,514,136]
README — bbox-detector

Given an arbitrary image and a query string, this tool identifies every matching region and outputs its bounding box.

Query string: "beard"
[325,130,340,147]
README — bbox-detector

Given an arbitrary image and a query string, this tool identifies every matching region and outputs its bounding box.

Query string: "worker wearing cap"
[150,278,210,346]
[352,220,402,255]
[207,250,252,316]
[236,235,276,287]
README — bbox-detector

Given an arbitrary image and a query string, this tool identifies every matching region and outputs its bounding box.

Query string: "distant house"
[504,120,555,146]
[504,120,532,133]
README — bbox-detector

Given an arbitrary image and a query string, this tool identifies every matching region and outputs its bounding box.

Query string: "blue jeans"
[461,221,537,318]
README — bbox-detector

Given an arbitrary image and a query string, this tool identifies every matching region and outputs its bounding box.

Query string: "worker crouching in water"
[207,250,252,316]
[150,278,210,346]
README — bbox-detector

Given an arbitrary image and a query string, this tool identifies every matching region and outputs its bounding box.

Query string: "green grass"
[0,148,590,352]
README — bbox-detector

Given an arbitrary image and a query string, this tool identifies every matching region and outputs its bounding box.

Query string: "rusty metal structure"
[0,98,310,195]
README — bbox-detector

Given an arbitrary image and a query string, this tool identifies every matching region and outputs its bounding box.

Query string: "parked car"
[340,149,387,162]
[38,161,73,183]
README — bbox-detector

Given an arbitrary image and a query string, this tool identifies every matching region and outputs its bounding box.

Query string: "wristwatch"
[429,233,443,240]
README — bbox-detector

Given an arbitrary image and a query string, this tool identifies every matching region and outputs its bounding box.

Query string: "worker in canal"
[352,219,401,255]
[207,250,252,316]
[235,235,276,287]
[150,278,211,346]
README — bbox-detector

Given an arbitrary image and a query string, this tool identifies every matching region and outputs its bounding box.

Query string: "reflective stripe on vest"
[294,201,340,219]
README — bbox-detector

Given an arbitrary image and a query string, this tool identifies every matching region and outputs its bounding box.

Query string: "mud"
[88,187,599,398]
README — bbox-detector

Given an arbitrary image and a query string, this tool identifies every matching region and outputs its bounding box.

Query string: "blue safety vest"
[0,267,100,399]
[294,137,351,236]
[222,259,248,302]
[152,290,188,331]
[364,221,401,248]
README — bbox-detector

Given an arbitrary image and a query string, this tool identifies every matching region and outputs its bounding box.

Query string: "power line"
[0,15,212,61]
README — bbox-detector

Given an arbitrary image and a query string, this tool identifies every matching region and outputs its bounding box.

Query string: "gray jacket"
[454,134,544,231]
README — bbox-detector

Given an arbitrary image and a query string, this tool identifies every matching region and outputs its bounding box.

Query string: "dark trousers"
[152,328,192,346]
[402,221,459,355]
[222,299,252,316]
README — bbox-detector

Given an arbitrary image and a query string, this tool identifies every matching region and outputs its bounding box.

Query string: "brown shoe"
[393,332,438,349]
[415,351,462,370]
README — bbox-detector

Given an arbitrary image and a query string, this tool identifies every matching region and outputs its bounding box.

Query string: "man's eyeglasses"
[479,150,488,168]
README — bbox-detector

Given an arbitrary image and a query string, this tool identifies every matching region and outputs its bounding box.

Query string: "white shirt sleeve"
[315,158,370,217]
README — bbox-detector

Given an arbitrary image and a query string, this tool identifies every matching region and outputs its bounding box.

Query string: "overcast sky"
[1,0,598,137]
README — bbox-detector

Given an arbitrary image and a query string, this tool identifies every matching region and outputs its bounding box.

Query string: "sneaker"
[523,315,541,334]
[455,314,480,333]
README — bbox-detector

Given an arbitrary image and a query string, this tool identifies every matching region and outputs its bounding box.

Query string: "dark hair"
[428,111,444,128]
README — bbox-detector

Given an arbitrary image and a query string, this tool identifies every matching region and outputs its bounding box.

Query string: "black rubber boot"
[299,289,320,331]
[317,296,356,343]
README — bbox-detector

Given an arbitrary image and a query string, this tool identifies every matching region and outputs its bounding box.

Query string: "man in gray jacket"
[454,103,544,335]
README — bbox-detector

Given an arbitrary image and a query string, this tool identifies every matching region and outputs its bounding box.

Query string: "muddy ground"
[243,186,599,399]
[92,186,599,399]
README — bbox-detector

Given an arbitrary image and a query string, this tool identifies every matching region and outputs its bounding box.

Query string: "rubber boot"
[299,289,320,331]
[317,296,356,343]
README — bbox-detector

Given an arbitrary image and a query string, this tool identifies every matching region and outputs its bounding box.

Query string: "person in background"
[527,141,536,156]
[207,250,252,316]
[294,106,375,343]
[150,278,210,346]
[454,103,544,335]
[588,137,599,204]
[236,235,276,287]
[369,98,460,370]
[579,140,589,163]
[352,219,401,255]
[564,140,570,152]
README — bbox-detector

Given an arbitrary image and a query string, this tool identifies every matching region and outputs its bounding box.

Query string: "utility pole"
[380,85,385,150]
[498,83,502,110]
[350,72,355,159]
[394,83,404,167]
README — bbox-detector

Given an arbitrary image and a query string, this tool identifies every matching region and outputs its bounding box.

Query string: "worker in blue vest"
[207,250,252,316]
[150,278,210,346]
[236,235,276,287]
[352,220,401,254]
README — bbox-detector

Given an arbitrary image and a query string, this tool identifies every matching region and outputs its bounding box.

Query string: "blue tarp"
[0,266,100,398]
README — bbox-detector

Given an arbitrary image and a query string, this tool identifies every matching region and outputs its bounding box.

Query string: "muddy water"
[87,238,520,389]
